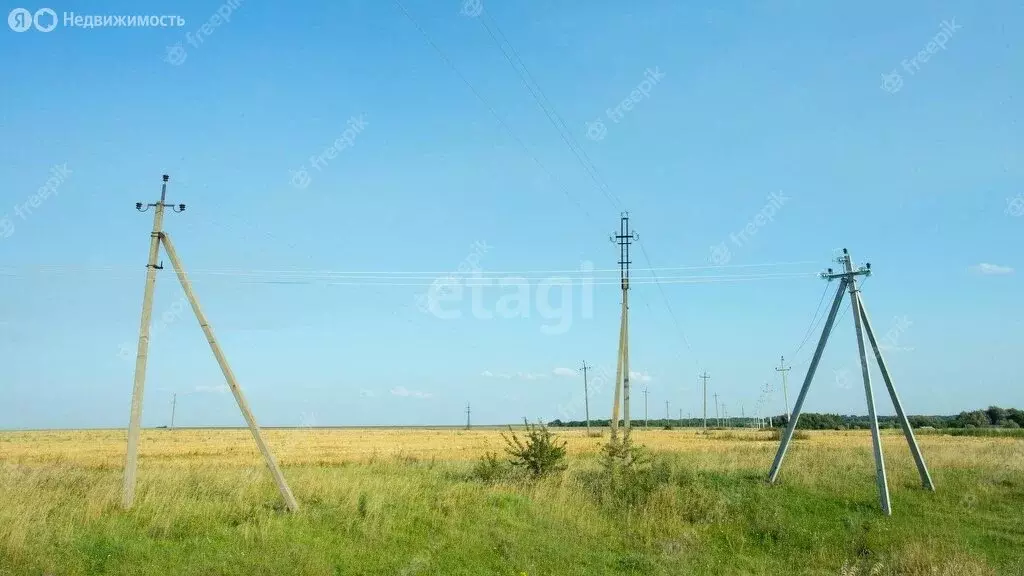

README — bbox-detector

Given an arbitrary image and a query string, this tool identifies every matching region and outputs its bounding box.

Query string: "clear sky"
[0,0,1020,429]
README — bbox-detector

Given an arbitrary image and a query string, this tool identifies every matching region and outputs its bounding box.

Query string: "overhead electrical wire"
[391,0,601,229]
[0,260,816,279]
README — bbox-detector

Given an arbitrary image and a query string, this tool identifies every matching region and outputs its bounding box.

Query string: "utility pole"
[713,392,720,427]
[767,248,934,516]
[643,388,649,428]
[122,175,298,513]
[776,356,792,416]
[580,361,592,435]
[466,403,471,430]
[170,393,176,429]
[666,400,670,423]
[609,212,638,444]
[700,371,710,430]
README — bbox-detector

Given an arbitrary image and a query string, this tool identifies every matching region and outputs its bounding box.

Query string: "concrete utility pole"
[776,356,792,416]
[466,403,471,430]
[609,212,638,444]
[122,175,298,513]
[170,393,176,429]
[700,371,710,430]
[580,361,592,435]
[666,400,670,423]
[713,392,720,427]
[767,249,934,516]
[643,388,649,428]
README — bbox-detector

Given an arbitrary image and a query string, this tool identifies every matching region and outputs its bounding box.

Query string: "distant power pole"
[580,361,592,435]
[123,175,297,512]
[700,371,711,430]
[609,212,638,444]
[170,393,177,429]
[665,400,670,422]
[466,403,471,430]
[713,392,720,427]
[776,356,792,416]
[643,388,649,428]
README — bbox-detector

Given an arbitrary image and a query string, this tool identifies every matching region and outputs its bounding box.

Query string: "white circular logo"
[8,8,32,32]
[33,8,57,32]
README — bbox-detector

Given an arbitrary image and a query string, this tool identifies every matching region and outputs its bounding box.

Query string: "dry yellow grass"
[0,427,1021,575]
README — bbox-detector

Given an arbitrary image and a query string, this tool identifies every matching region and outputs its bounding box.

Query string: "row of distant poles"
[119,183,934,517]
[599,213,934,515]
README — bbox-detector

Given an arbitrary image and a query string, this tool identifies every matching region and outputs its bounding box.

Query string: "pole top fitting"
[162,174,169,182]
[842,248,848,254]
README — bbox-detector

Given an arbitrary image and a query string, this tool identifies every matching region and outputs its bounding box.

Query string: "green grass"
[2,447,1022,576]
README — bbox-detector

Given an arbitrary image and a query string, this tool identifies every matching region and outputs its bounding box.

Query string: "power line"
[0,270,820,286]
[788,281,832,360]
[0,260,819,278]
[391,0,600,228]
[636,240,700,372]
[474,10,622,210]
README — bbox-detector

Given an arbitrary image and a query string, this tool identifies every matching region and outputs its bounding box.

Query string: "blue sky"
[0,0,1020,429]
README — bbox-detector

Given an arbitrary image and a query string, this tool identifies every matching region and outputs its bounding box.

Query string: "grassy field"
[1,427,1021,575]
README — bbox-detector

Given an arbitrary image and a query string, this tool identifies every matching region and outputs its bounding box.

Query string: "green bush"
[471,451,506,483]
[502,419,567,478]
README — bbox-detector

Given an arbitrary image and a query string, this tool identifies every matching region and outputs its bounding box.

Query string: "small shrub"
[357,493,368,518]
[472,451,506,483]
[502,419,567,478]
[586,440,674,510]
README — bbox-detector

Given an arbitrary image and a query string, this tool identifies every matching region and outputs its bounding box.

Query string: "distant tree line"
[548,406,1024,431]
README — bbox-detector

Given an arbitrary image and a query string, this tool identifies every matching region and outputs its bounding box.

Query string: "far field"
[1,427,1021,575]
